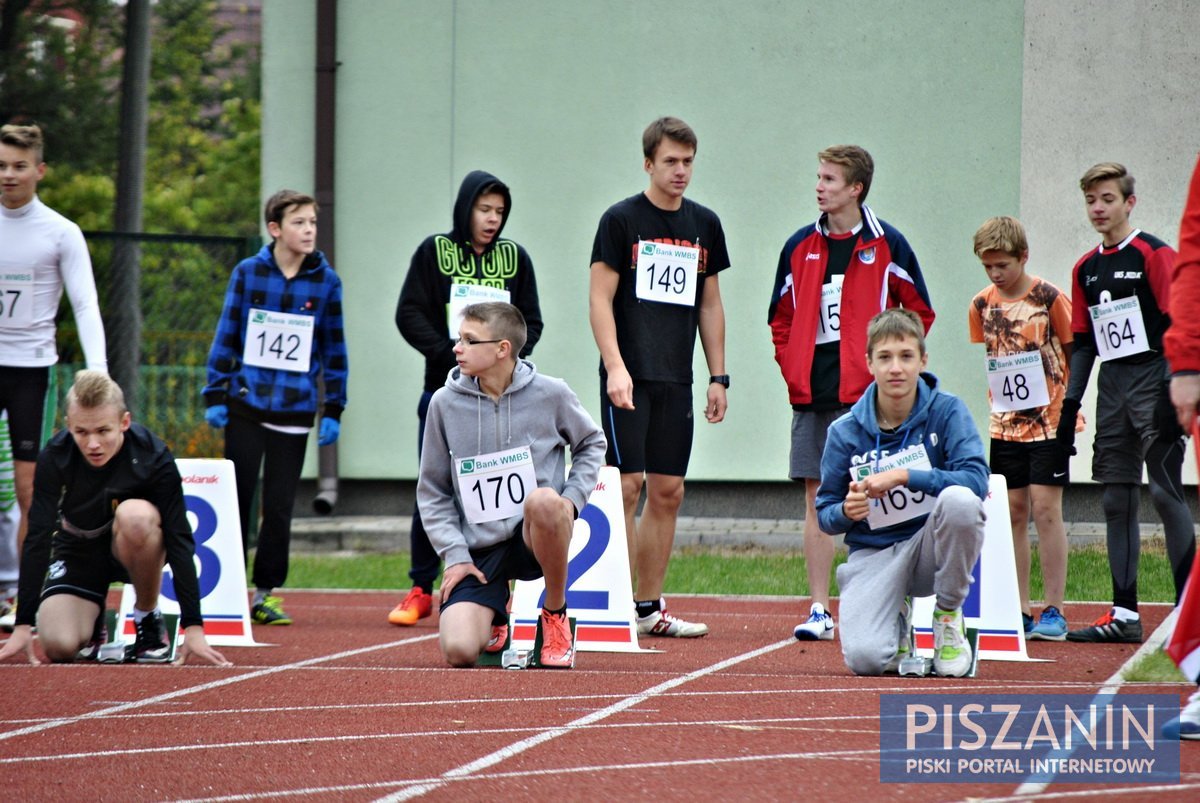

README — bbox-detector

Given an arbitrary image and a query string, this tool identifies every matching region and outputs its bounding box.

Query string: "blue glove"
[205,405,228,429]
[318,416,340,446]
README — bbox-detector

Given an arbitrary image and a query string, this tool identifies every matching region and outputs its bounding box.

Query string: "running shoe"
[76,611,107,662]
[884,597,914,674]
[1029,606,1068,641]
[485,623,509,654]
[0,595,15,632]
[1065,609,1142,643]
[793,602,836,641]
[538,608,574,668]
[387,587,433,626]
[1163,689,1200,740]
[251,594,293,626]
[636,608,708,638]
[932,607,972,678]
[1022,612,1034,636]
[133,610,171,663]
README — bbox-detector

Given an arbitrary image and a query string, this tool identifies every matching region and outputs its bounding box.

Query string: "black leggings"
[225,415,309,591]
[1103,437,1196,609]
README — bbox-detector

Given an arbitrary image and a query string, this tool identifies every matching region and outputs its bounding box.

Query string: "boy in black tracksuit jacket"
[389,170,543,626]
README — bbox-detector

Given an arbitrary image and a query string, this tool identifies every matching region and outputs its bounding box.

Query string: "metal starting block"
[477,615,577,669]
[98,609,180,664]
[898,627,980,678]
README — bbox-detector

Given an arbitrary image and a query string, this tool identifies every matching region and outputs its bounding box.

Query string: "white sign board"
[511,466,653,652]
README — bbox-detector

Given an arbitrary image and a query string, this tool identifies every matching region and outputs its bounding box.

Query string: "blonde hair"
[1080,162,1134,198]
[0,123,44,162]
[973,216,1028,258]
[66,370,127,414]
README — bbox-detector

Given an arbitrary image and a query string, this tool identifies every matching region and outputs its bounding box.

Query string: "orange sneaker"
[387,587,433,626]
[538,608,573,669]
[485,624,509,653]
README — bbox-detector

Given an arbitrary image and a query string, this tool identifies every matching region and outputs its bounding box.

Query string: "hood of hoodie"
[450,170,511,254]
[444,358,537,452]
[850,371,940,438]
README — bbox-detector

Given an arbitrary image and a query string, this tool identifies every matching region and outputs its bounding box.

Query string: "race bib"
[447,283,511,340]
[1090,295,1149,362]
[986,351,1049,412]
[635,240,698,307]
[814,275,845,345]
[242,308,314,373]
[456,444,537,524]
[0,269,34,329]
[851,444,936,530]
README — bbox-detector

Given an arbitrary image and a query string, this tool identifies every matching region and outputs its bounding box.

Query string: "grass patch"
[1122,648,1188,683]
[284,541,1177,604]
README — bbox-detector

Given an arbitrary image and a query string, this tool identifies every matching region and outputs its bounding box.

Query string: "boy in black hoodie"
[390,171,543,626]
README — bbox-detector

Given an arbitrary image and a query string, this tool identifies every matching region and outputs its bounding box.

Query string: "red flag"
[1166,418,1200,681]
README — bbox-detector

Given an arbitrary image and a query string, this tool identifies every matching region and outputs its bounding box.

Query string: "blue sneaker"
[1022,612,1034,635]
[1029,606,1067,641]
[1163,690,1200,740]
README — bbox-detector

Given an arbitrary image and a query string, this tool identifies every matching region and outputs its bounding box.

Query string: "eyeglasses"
[455,337,503,347]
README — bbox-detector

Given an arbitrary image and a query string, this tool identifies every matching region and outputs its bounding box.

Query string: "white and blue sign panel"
[119,458,260,647]
[512,466,653,652]
[912,474,1030,661]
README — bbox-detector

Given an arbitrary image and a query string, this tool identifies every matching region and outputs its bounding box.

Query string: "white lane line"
[0,633,439,744]
[373,638,797,802]
[183,746,884,802]
[1010,606,1181,798]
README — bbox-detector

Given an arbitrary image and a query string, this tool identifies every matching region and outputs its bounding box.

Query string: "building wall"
[263,0,1198,485]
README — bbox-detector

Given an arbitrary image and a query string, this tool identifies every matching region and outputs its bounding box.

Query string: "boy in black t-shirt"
[588,117,730,638]
[1058,162,1195,643]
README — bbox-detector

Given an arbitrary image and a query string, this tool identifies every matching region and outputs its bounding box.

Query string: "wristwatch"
[709,374,730,388]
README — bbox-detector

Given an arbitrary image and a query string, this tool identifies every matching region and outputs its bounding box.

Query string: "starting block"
[96,608,181,664]
[477,615,577,669]
[899,627,980,678]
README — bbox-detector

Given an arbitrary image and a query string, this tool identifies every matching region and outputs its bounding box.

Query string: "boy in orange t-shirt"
[967,216,1074,641]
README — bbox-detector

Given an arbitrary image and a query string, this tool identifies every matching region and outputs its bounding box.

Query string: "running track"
[2,593,1196,802]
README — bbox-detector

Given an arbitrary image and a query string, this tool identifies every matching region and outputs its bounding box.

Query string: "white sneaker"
[637,608,709,638]
[793,602,836,641]
[0,595,15,632]
[932,607,972,677]
[1163,689,1200,740]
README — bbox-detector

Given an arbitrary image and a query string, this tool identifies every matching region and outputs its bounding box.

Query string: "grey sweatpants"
[836,486,985,676]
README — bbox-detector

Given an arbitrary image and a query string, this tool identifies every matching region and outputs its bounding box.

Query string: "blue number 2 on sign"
[161,494,223,601]
[537,503,609,610]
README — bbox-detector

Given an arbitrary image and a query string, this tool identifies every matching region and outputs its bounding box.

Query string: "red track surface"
[2,592,1196,802]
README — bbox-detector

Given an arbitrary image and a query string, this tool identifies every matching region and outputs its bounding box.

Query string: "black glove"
[1055,398,1080,455]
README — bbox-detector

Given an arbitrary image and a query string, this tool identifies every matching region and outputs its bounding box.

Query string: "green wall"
[264,0,1026,481]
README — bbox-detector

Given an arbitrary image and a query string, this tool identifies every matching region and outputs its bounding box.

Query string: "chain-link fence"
[55,231,262,458]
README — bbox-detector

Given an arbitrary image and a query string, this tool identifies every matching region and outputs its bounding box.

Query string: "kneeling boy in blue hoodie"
[418,302,606,668]
[817,308,989,677]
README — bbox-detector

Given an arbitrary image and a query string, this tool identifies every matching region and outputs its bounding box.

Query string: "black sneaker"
[1065,609,1143,644]
[133,610,172,663]
[76,611,107,662]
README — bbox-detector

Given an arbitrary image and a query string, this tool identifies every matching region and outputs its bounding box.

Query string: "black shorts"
[441,530,543,621]
[41,530,130,607]
[1092,358,1173,484]
[600,378,694,476]
[0,365,50,460]
[989,438,1068,489]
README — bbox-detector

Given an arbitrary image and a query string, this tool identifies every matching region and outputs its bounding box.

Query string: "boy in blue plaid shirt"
[203,190,348,625]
